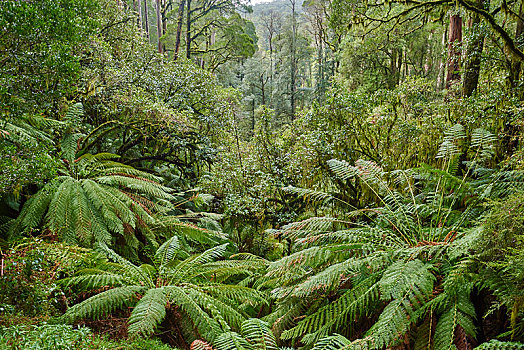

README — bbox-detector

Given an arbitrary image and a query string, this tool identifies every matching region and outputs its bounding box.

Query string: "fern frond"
[128,287,167,336]
[311,334,353,350]
[283,275,380,344]
[201,285,268,308]
[359,260,434,348]
[434,292,477,350]
[164,285,223,341]
[63,102,84,126]
[62,286,144,323]
[191,340,215,350]
[155,235,181,268]
[474,340,524,350]
[241,319,278,350]
[284,186,339,206]
[214,331,253,350]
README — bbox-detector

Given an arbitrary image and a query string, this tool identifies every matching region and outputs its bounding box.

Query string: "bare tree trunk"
[390,47,400,88]
[144,0,150,41]
[268,28,274,107]
[397,49,404,85]
[186,0,191,59]
[437,26,448,90]
[424,31,433,75]
[251,98,255,136]
[137,0,143,31]
[290,0,297,118]
[156,0,163,53]
[261,74,266,105]
[463,0,486,96]
[174,0,185,60]
[446,14,463,90]
[162,3,167,53]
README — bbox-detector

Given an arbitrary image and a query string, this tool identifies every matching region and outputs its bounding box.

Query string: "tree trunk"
[290,0,297,118]
[186,0,191,59]
[390,47,400,88]
[509,0,524,90]
[174,0,185,60]
[137,0,143,31]
[463,0,486,96]
[424,31,433,75]
[261,75,266,105]
[436,26,448,90]
[162,4,167,53]
[144,0,150,41]
[156,0,163,53]
[269,31,273,107]
[446,14,463,90]
[251,99,256,136]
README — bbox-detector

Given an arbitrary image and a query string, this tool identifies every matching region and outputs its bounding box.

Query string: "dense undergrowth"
[1,0,524,349]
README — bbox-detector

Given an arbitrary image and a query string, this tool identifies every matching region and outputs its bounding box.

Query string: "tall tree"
[144,0,151,40]
[186,0,192,58]
[156,0,164,53]
[446,14,463,90]
[174,0,186,59]
[135,0,143,29]
[261,10,282,104]
[463,0,486,96]
[509,0,524,90]
[289,0,297,117]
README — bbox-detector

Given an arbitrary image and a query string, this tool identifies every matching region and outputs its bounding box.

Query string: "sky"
[250,0,275,4]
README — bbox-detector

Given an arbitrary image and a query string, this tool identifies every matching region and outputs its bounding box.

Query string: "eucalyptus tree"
[333,0,524,94]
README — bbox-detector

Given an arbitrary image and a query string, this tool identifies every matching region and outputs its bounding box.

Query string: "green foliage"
[262,121,520,348]
[2,0,524,348]
[474,192,524,340]
[9,148,174,255]
[474,340,524,350]
[0,238,92,322]
[0,0,98,115]
[0,143,58,195]
[0,324,175,350]
[61,240,267,344]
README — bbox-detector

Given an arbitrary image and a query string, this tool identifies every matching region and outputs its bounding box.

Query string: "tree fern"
[474,340,524,350]
[62,243,267,343]
[10,147,174,256]
[241,319,279,350]
[266,132,504,348]
[282,275,381,344]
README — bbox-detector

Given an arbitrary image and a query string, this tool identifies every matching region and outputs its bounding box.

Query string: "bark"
[186,0,191,59]
[144,0,150,40]
[162,6,167,53]
[251,99,256,135]
[437,26,448,90]
[463,0,486,96]
[424,31,433,75]
[508,0,524,90]
[390,47,400,88]
[290,0,297,118]
[137,0,143,31]
[446,14,463,90]
[260,74,266,105]
[156,0,163,53]
[174,0,185,60]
